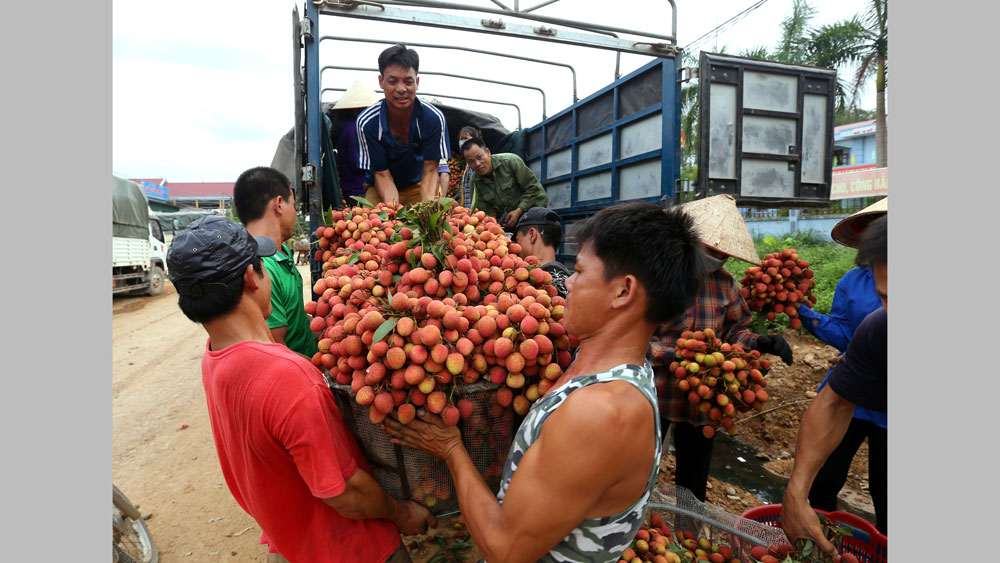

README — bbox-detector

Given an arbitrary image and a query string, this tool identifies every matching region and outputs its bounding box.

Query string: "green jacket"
[470,153,548,220]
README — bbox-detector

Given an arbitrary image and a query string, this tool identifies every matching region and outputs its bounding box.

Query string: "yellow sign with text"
[830,168,888,200]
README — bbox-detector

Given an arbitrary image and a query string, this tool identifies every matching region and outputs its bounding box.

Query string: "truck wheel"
[146,266,164,296]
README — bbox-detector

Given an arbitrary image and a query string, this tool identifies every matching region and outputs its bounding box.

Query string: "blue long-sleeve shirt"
[798,266,886,428]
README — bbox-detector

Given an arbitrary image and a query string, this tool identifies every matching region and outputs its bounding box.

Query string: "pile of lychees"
[738,248,817,329]
[617,513,740,563]
[618,513,861,563]
[306,198,576,427]
[668,328,771,439]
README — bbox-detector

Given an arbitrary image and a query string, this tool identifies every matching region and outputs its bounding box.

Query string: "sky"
[112,0,877,182]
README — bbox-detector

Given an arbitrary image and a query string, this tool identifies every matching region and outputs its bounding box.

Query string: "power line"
[683,0,773,54]
[684,0,769,51]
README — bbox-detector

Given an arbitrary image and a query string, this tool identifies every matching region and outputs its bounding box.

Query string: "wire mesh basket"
[645,482,791,561]
[327,376,516,516]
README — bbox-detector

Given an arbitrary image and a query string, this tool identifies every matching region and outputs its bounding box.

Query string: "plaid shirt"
[646,268,759,424]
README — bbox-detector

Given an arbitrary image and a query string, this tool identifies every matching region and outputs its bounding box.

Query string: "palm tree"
[808,0,888,166]
[774,0,817,65]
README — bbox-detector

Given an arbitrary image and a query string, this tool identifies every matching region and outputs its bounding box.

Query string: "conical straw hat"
[680,195,761,265]
[830,197,887,248]
[332,80,380,110]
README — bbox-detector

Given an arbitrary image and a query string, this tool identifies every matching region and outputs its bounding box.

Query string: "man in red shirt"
[166,216,434,562]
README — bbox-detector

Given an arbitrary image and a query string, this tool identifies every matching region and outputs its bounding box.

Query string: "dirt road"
[113,265,874,562]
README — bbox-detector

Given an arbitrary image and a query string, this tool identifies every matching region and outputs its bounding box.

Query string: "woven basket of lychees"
[307,197,577,515]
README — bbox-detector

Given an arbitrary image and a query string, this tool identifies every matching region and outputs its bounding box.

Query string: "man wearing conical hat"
[646,194,794,503]
[796,197,887,535]
[331,80,381,204]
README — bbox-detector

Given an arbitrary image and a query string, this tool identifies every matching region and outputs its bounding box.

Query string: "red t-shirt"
[201,340,399,563]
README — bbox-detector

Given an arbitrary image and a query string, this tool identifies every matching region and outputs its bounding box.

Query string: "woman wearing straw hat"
[798,197,887,534]
[646,194,794,503]
[330,80,382,205]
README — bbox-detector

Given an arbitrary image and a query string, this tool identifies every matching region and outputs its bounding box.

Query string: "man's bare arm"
[323,466,436,535]
[385,385,653,563]
[373,169,399,204]
[419,160,440,202]
[781,385,856,553]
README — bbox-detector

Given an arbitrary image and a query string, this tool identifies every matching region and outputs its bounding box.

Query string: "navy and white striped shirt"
[355,97,450,189]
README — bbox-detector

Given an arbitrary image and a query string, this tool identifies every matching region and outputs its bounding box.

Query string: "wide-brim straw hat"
[830,197,887,248]
[680,194,761,265]
[332,80,380,110]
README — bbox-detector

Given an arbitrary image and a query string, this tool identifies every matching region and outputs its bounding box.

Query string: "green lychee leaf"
[350,195,374,208]
[431,246,447,269]
[408,250,419,268]
[377,211,389,220]
[373,318,399,343]
[393,274,402,283]
[347,252,361,265]
[324,208,334,226]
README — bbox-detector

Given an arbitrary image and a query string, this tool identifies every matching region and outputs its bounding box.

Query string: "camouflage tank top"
[492,362,661,563]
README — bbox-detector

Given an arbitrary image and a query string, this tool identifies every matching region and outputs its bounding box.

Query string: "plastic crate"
[740,504,886,563]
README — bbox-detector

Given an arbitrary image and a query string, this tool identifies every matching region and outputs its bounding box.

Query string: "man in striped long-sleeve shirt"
[356,44,450,206]
[647,195,794,502]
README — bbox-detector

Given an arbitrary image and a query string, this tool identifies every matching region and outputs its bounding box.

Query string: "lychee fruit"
[355,386,375,405]
[396,403,416,425]
[426,391,447,414]
[457,398,474,419]
[442,405,460,426]
[374,392,394,414]
[512,395,530,415]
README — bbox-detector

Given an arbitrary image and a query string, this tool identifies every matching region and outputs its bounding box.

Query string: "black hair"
[233,167,293,224]
[458,126,480,138]
[177,258,265,324]
[378,43,419,75]
[461,136,487,154]
[571,202,708,324]
[855,215,887,267]
[516,223,562,249]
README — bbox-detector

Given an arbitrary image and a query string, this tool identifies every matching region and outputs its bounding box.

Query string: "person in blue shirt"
[796,198,887,534]
[356,43,450,206]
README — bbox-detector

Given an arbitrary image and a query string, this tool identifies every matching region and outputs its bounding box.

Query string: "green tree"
[808,0,888,166]
[774,0,817,64]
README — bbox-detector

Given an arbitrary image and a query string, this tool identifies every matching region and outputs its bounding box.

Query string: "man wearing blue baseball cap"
[167,216,433,563]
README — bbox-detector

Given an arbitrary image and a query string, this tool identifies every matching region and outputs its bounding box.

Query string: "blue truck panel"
[521,57,681,264]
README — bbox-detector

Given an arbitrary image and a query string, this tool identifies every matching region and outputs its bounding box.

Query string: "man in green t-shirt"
[461,136,548,229]
[233,167,319,359]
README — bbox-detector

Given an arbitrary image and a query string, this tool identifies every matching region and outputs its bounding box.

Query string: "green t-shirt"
[263,244,319,358]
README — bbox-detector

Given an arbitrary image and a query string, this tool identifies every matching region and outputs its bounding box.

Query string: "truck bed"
[113,237,150,270]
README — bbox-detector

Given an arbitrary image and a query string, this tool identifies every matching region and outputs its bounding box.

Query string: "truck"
[279,0,837,283]
[113,174,168,296]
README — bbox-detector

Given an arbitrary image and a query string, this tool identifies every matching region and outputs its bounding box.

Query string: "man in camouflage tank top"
[384,202,709,562]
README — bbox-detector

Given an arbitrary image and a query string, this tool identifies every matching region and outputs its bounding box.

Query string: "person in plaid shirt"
[648,195,794,502]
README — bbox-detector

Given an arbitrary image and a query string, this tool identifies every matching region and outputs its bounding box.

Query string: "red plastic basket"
[740,504,887,563]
